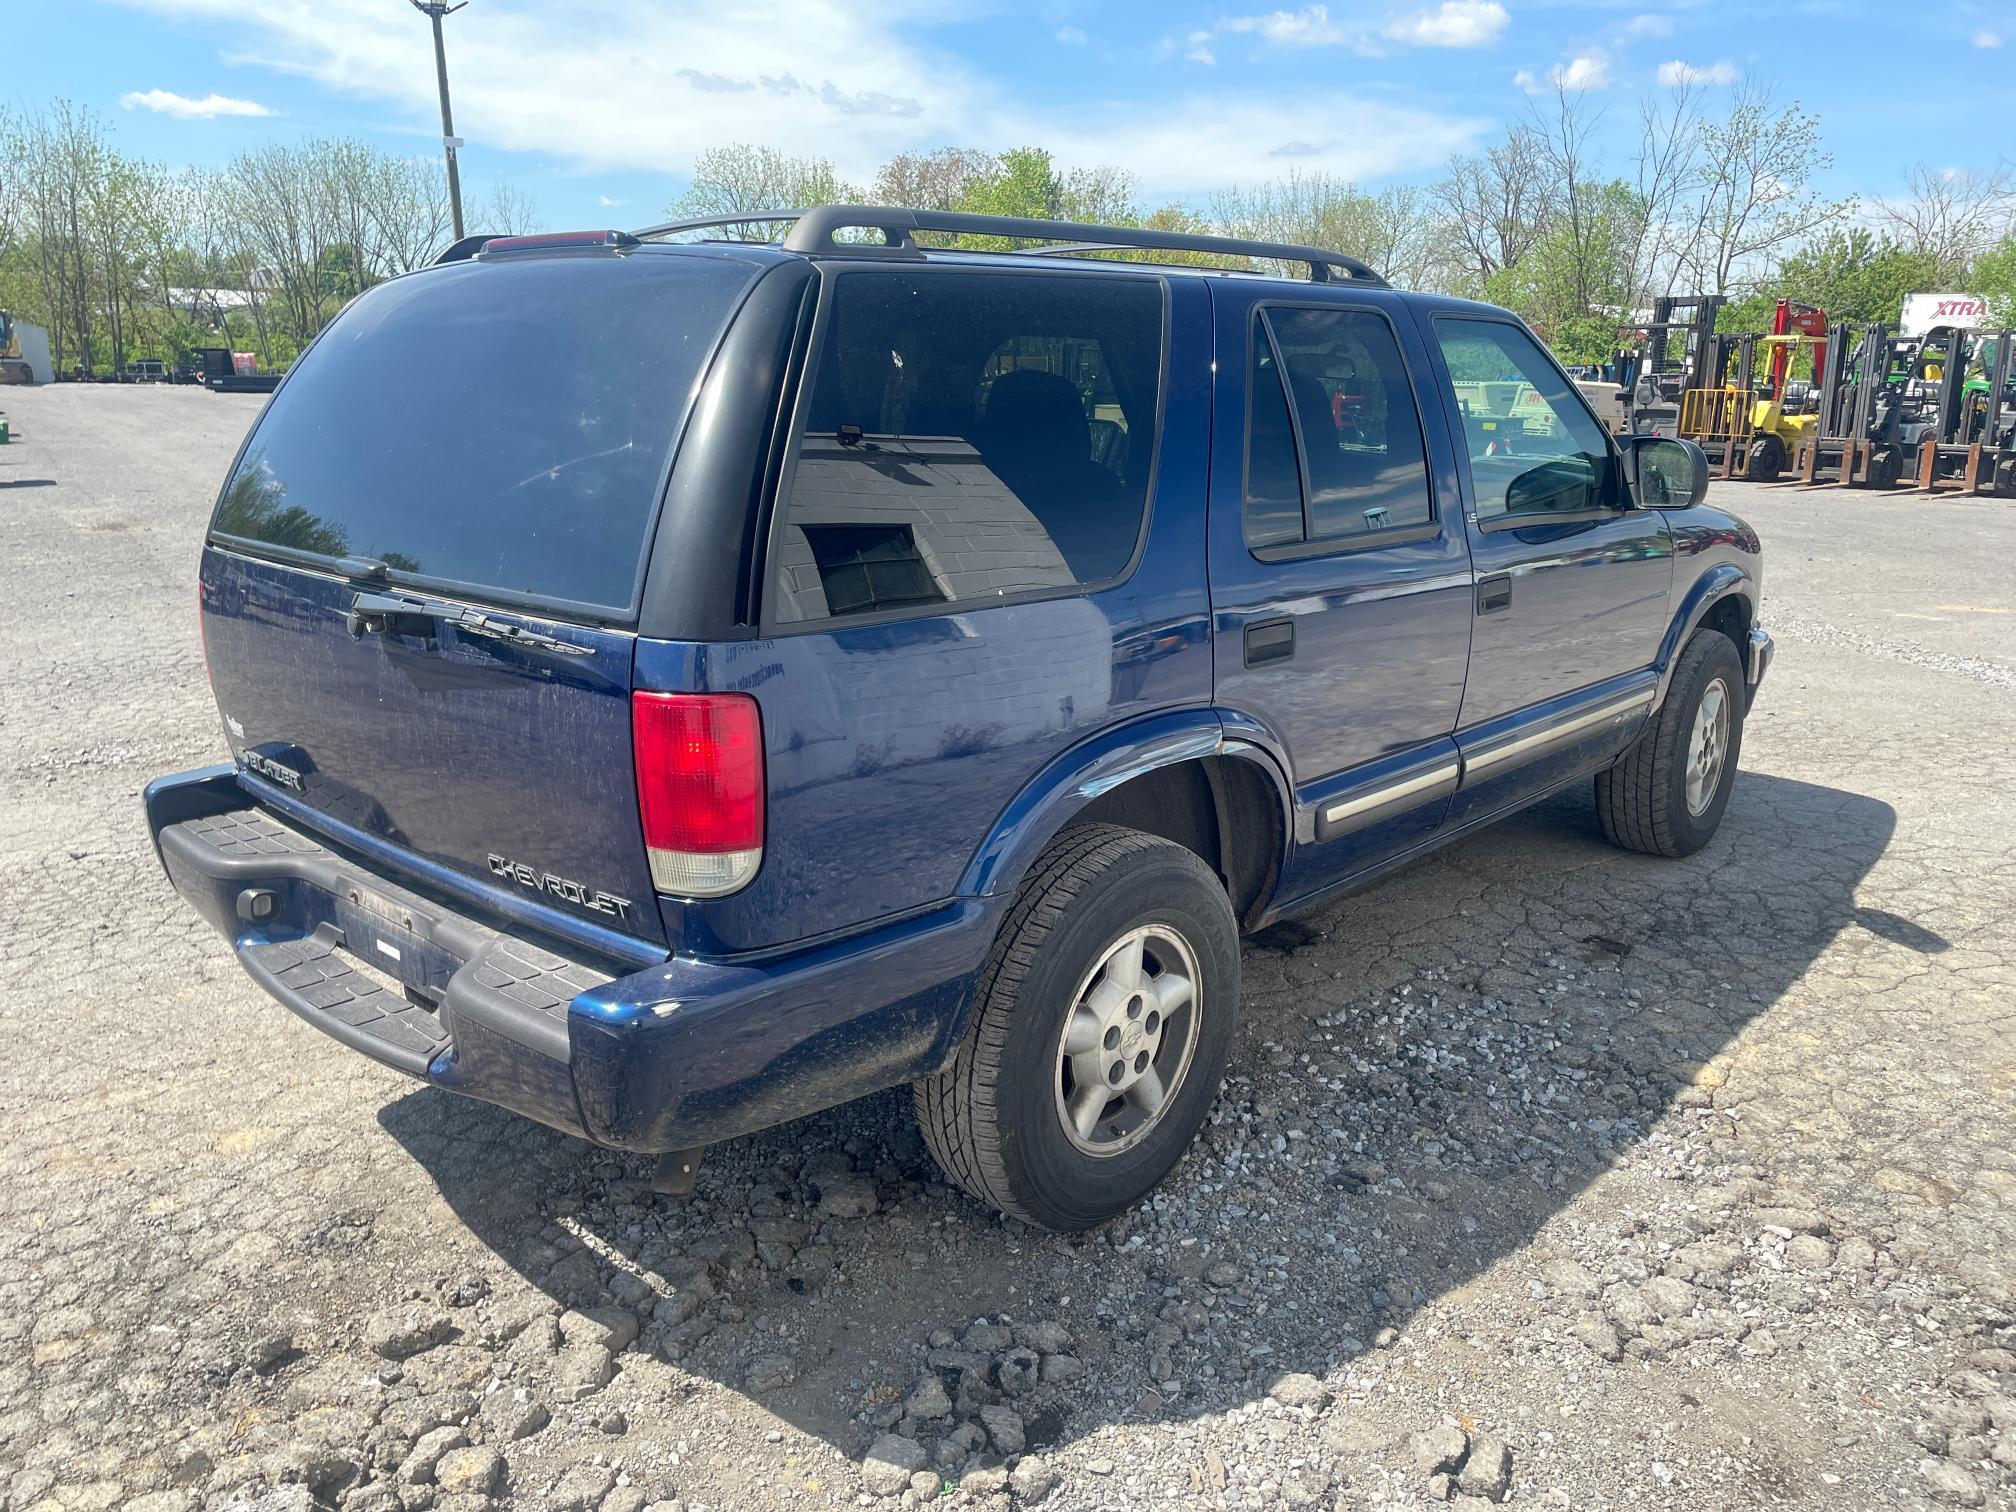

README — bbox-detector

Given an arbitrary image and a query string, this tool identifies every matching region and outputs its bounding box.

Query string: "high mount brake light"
[631,691,765,899]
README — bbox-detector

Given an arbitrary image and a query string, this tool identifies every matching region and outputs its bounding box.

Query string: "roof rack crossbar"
[630,209,889,243]
[630,205,1388,286]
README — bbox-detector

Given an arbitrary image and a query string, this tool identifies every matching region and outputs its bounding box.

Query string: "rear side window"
[770,269,1164,624]
[210,251,759,617]
[1243,307,1434,553]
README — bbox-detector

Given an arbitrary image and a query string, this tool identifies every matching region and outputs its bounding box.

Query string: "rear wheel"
[1743,433,1786,481]
[1595,630,1745,858]
[913,824,1239,1230]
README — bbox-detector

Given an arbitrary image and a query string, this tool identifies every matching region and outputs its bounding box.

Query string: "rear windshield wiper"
[346,591,593,657]
[453,609,594,657]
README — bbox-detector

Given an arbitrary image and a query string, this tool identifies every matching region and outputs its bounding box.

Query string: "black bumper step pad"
[471,940,613,1026]
[164,804,621,1084]
[245,932,449,1062]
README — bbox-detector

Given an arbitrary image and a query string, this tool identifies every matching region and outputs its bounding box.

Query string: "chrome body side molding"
[1303,674,1657,846]
[1459,685,1654,784]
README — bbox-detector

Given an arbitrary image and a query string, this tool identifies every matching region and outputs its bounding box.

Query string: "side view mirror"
[1628,434,1710,508]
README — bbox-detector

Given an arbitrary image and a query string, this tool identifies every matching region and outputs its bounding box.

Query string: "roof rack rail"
[630,210,817,242]
[630,205,1388,287]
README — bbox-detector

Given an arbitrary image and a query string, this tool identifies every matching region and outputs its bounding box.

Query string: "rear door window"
[210,250,759,618]
[770,269,1165,624]
[1242,306,1435,553]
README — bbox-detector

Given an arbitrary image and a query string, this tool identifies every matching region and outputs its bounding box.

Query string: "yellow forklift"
[1678,332,1824,480]
[1674,301,1829,480]
[1627,297,1827,480]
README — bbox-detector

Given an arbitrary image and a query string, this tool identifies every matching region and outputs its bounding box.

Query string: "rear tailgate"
[201,548,661,942]
[198,244,765,951]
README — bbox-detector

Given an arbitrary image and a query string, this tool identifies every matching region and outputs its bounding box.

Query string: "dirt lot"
[2,384,2013,1512]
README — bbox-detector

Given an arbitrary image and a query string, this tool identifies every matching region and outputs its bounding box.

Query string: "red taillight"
[631,691,764,898]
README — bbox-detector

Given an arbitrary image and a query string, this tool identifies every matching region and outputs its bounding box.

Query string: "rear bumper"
[144,765,993,1152]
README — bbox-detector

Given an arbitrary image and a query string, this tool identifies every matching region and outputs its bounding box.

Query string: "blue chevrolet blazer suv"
[145,206,1772,1230]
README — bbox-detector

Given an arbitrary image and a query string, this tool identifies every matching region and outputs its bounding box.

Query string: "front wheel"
[1743,433,1786,481]
[913,824,1240,1230]
[1595,630,1746,858]
[1869,445,1905,489]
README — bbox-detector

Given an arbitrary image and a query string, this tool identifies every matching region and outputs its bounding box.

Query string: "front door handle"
[1476,574,1512,616]
[1244,619,1294,666]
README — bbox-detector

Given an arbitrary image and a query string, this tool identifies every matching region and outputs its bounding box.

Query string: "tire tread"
[1596,630,1737,857]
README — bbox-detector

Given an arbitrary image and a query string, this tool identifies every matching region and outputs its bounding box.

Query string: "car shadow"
[380,768,1903,1470]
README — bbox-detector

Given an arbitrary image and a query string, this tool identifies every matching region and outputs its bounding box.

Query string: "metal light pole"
[410,1,469,241]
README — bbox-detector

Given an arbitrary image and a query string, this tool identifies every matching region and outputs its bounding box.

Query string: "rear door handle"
[1244,619,1294,666]
[1476,574,1511,616]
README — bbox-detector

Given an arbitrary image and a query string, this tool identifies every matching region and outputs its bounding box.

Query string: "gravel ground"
[2,384,2014,1512]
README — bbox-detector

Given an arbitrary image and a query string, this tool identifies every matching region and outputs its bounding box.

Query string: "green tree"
[668,145,859,241]
[1777,229,1937,326]
[1977,237,2016,327]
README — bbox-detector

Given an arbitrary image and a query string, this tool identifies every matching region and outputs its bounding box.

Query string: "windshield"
[211,250,759,618]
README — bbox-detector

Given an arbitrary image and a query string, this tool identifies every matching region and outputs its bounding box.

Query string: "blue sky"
[10,0,2012,232]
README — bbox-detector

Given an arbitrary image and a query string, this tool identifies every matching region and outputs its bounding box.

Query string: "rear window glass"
[770,269,1164,624]
[210,251,758,616]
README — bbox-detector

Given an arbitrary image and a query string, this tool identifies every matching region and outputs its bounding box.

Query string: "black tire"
[1595,630,1745,858]
[1742,433,1786,481]
[913,823,1240,1230]
[1870,446,1904,489]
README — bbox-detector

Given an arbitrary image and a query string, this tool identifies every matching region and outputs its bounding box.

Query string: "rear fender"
[958,706,1294,908]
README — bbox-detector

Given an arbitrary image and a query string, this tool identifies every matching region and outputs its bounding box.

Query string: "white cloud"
[1656,58,1739,86]
[1055,25,1087,45]
[1516,52,1610,92]
[597,194,626,207]
[1212,0,1506,52]
[1049,92,1487,192]
[1977,29,2003,48]
[1383,0,1509,48]
[1184,30,1219,63]
[104,0,1485,198]
[1221,6,1348,46]
[1556,54,1610,89]
[119,88,272,118]
[1622,14,1673,39]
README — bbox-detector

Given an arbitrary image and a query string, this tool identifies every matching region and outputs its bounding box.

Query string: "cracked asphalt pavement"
[2,385,2013,1512]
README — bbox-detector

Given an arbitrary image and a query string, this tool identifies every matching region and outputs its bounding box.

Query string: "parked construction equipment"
[0,312,41,386]
[1770,321,2016,496]
[1622,296,1829,480]
[1897,325,2016,497]
[1776,323,1912,489]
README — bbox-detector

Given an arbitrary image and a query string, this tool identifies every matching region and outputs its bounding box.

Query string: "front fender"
[1652,562,1754,711]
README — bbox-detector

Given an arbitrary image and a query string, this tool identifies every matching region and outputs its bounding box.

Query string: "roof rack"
[630,205,1388,287]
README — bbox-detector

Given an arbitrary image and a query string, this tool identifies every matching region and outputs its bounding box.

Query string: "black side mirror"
[1628,434,1710,508]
